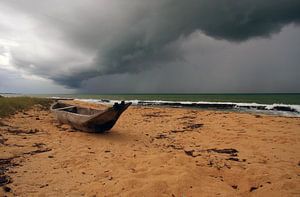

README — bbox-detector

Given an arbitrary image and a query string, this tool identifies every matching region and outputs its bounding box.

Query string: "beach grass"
[0,96,53,118]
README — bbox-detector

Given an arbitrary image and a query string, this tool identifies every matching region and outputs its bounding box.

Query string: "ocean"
[38,93,300,104]
[33,93,300,117]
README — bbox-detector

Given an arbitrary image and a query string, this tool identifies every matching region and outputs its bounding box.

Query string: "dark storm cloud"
[79,26,300,93]
[1,0,300,88]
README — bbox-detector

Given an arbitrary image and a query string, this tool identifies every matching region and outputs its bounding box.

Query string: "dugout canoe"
[50,101,131,132]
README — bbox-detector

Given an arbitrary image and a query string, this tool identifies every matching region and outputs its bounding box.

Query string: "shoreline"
[1,99,300,196]
[2,94,300,116]
[73,98,300,117]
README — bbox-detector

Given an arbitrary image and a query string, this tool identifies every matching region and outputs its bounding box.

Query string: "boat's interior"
[52,103,103,115]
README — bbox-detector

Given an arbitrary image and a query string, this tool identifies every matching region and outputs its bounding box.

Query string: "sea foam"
[69,98,300,117]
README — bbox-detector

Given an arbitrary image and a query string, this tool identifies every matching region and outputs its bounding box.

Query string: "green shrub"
[0,97,53,118]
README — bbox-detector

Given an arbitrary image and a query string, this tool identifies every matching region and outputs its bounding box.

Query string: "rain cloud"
[0,0,300,90]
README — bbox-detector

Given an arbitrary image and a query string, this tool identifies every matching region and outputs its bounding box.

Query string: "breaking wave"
[71,98,300,117]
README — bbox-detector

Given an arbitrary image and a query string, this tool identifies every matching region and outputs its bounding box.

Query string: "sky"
[0,0,300,94]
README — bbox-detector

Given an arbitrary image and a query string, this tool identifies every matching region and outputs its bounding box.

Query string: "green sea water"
[34,93,300,105]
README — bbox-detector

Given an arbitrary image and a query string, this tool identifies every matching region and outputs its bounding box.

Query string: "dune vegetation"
[0,97,53,118]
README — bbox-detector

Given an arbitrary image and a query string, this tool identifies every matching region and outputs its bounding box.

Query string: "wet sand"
[1,101,300,196]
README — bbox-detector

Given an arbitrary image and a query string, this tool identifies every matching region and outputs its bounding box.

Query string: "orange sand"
[1,101,300,196]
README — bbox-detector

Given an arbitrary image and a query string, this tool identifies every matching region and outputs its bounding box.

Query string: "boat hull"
[51,101,131,132]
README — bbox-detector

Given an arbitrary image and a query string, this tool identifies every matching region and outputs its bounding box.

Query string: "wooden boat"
[50,101,131,132]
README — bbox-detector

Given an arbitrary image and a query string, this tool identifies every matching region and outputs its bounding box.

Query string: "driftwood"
[50,101,131,133]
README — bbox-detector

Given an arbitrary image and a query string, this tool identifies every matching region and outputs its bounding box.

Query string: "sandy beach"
[1,100,300,196]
